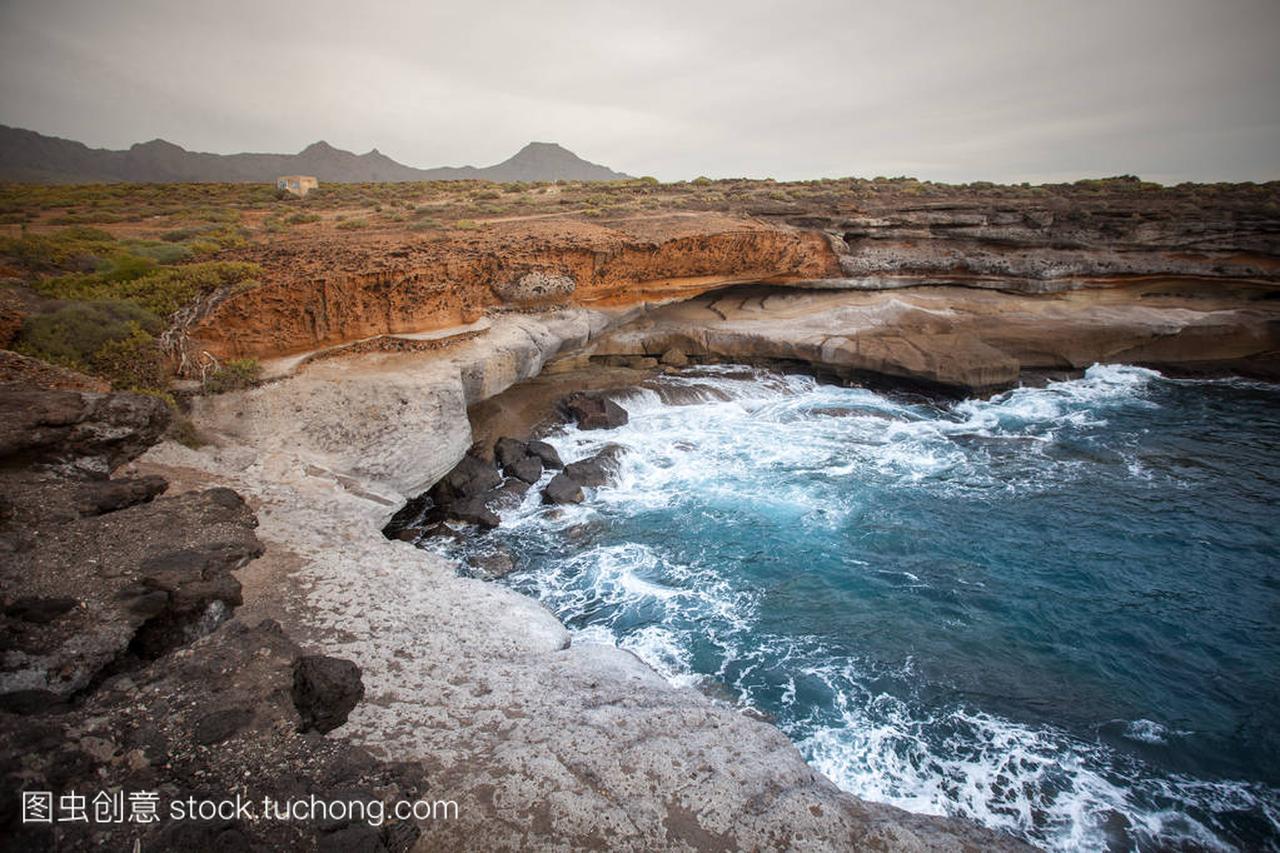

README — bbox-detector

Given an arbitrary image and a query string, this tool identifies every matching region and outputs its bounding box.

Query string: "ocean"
[428,364,1280,851]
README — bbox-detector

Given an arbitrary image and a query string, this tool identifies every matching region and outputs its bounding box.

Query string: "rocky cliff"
[182,185,1280,391]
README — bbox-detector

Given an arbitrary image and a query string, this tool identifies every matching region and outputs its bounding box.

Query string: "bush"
[90,325,167,390]
[204,358,261,394]
[335,218,368,230]
[287,212,321,225]
[32,261,261,318]
[15,301,163,370]
[0,226,117,272]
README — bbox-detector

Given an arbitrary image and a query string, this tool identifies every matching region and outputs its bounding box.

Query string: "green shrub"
[32,261,261,318]
[90,325,167,390]
[204,358,261,394]
[335,218,368,230]
[15,301,163,370]
[691,176,714,186]
[287,212,321,225]
[0,226,117,272]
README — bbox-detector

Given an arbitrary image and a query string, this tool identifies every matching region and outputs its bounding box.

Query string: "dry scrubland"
[1,175,1277,421]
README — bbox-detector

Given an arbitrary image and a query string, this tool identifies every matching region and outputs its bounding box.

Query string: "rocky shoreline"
[4,184,1278,848]
[5,267,1279,848]
[0,304,1046,850]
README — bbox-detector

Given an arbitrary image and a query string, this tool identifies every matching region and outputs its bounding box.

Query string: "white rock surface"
[140,307,1030,850]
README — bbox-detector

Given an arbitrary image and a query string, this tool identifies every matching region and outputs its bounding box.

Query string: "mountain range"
[0,125,631,184]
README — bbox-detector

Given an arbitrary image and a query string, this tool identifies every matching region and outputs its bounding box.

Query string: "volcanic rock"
[527,440,564,469]
[429,453,501,506]
[494,436,529,468]
[292,655,365,734]
[562,393,629,430]
[563,445,626,487]
[508,454,543,484]
[541,473,584,505]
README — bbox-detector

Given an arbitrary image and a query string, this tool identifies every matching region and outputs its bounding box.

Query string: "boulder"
[659,348,689,367]
[527,440,564,469]
[471,549,518,579]
[541,474,584,505]
[508,455,543,484]
[492,270,576,305]
[292,655,365,734]
[429,454,501,506]
[446,495,501,529]
[562,393,629,430]
[0,384,170,476]
[73,475,168,516]
[493,437,529,469]
[563,445,626,487]
[625,356,659,369]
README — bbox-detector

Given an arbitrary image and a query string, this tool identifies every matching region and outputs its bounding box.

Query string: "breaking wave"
[439,364,1280,851]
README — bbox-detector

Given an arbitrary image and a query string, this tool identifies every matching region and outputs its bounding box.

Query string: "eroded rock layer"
[187,188,1280,369]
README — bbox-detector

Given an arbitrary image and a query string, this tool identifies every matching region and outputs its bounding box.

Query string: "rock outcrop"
[0,384,421,851]
[590,281,1280,393]
[147,318,1034,850]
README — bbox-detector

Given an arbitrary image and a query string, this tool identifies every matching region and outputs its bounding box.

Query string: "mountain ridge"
[0,125,632,184]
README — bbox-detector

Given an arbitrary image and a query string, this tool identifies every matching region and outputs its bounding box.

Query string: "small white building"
[277,175,318,197]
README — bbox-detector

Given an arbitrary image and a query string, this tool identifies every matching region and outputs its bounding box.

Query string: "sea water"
[429,364,1280,851]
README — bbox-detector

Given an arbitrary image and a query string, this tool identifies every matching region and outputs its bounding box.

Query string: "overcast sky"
[1,0,1277,183]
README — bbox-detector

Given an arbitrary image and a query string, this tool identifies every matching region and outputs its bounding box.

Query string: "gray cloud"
[1,0,1277,182]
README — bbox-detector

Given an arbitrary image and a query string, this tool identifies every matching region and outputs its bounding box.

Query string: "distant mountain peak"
[0,125,632,184]
[299,140,337,155]
[131,138,182,152]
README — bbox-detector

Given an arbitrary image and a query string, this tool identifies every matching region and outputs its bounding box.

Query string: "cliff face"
[189,218,840,359]
[181,187,1280,386]
[795,191,1279,288]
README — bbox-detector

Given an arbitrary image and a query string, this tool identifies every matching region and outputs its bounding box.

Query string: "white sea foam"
[474,363,1279,852]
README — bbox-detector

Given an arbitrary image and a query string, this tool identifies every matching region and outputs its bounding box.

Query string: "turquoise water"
[434,364,1280,851]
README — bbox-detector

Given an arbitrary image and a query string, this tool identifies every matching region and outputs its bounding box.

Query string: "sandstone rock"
[527,440,564,469]
[562,392,629,430]
[625,356,659,369]
[659,348,689,367]
[492,270,576,305]
[292,655,365,734]
[541,473,584,505]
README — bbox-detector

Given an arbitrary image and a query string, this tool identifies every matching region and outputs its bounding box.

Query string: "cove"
[428,364,1280,851]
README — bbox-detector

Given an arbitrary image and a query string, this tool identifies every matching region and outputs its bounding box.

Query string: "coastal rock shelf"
[26,185,1272,850]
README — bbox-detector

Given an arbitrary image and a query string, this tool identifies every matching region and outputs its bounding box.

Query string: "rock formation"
[0,384,423,851]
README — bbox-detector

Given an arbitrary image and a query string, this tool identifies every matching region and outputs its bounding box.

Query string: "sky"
[1,0,1277,184]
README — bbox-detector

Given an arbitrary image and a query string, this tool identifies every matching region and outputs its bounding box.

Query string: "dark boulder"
[563,445,627,487]
[0,384,171,476]
[541,473,584,505]
[446,495,501,529]
[73,475,168,516]
[527,440,563,469]
[292,655,365,734]
[493,437,529,469]
[429,454,501,506]
[562,393,629,430]
[4,596,77,624]
[508,455,543,484]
